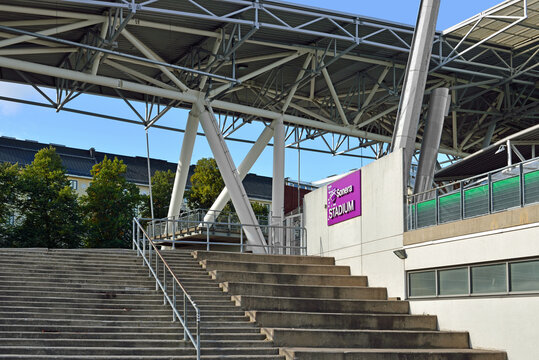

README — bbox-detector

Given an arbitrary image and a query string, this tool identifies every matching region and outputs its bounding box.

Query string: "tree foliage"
[142,169,176,219]
[8,147,83,248]
[186,158,224,210]
[0,162,19,244]
[81,156,142,248]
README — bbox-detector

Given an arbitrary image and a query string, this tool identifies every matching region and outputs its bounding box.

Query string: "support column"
[204,125,274,223]
[414,87,450,197]
[271,116,285,251]
[167,106,199,219]
[196,102,267,253]
[391,0,441,186]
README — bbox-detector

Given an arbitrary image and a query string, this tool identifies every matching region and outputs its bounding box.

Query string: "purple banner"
[327,170,361,226]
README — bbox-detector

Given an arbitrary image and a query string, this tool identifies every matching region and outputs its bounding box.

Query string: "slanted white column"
[204,125,274,223]
[196,102,267,253]
[271,115,285,251]
[167,106,199,219]
[391,0,441,185]
[414,87,450,197]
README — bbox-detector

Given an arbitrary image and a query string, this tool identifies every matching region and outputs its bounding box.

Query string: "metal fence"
[407,157,539,230]
[132,218,201,359]
[142,210,306,255]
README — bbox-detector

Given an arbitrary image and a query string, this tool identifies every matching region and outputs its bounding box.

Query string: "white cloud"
[0,82,46,116]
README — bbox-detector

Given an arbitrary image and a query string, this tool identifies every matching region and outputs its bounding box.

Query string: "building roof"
[434,123,539,181]
[0,136,272,201]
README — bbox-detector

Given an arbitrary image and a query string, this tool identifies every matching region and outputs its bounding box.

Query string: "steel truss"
[0,0,537,159]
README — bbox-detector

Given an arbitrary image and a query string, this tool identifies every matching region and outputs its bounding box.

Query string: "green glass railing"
[407,161,539,231]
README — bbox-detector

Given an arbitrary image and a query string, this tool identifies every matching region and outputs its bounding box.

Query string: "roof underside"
[0,0,537,160]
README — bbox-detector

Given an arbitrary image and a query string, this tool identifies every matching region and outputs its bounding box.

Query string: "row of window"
[408,258,539,298]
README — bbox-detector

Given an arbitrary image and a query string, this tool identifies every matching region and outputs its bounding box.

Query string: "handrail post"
[163,262,167,305]
[183,293,187,340]
[172,216,176,249]
[206,223,210,251]
[172,281,176,322]
[519,163,524,207]
[196,310,201,360]
[459,181,464,220]
[132,220,135,251]
[240,227,244,253]
[488,172,492,213]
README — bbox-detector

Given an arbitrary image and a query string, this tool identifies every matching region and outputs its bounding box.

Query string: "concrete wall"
[406,222,539,360]
[304,149,406,298]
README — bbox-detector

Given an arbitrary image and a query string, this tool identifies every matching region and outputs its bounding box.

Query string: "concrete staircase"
[0,248,283,359]
[180,250,508,360]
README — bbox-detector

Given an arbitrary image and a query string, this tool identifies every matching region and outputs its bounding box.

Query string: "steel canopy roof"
[0,0,537,160]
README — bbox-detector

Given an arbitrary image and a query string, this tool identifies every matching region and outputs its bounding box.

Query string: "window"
[471,264,506,294]
[69,179,78,190]
[409,271,436,297]
[408,258,539,298]
[510,260,539,292]
[439,267,468,296]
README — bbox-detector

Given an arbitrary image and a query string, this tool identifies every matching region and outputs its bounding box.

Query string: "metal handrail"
[132,218,201,359]
[143,216,307,255]
[407,156,539,230]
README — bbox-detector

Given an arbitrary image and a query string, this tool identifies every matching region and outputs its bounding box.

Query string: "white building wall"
[304,149,405,298]
[406,222,539,360]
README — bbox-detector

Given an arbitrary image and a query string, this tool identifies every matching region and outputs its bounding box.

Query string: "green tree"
[142,169,176,219]
[0,162,20,245]
[10,147,83,248]
[186,158,224,210]
[81,156,142,248]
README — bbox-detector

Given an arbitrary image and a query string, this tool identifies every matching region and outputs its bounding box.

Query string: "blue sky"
[0,0,501,182]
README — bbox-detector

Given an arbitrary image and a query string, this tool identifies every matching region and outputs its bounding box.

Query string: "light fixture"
[495,145,506,154]
[393,249,407,259]
[237,64,248,70]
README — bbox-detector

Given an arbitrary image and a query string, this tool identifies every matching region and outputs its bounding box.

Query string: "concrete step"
[221,282,387,300]
[232,295,410,314]
[0,252,140,263]
[0,276,157,287]
[201,260,349,275]
[0,295,165,307]
[0,324,262,334]
[247,311,437,330]
[209,270,368,286]
[0,258,144,269]
[0,331,267,341]
[279,348,507,360]
[0,346,281,356]
[192,250,335,265]
[0,310,247,322]
[0,318,260,329]
[0,338,274,349]
[262,328,470,349]
[0,306,173,316]
[0,356,283,360]
[0,288,163,300]
[0,281,156,292]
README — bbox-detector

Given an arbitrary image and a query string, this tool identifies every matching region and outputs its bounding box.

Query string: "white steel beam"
[203,125,274,223]
[196,103,267,253]
[283,53,313,112]
[271,115,285,250]
[0,55,468,157]
[353,66,390,124]
[167,106,199,219]
[0,18,102,48]
[121,29,189,92]
[209,51,303,98]
[321,64,349,125]
[91,17,109,76]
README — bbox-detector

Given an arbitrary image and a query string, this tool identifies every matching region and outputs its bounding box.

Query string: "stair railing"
[132,218,201,360]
